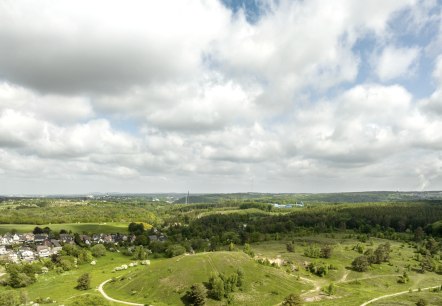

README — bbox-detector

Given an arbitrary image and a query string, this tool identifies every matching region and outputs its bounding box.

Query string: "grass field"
[250,235,442,305]
[105,251,309,306]
[0,222,129,234]
[371,291,442,305]
[0,251,142,305]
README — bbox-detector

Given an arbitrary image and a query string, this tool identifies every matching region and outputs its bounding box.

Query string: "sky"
[1,0,442,195]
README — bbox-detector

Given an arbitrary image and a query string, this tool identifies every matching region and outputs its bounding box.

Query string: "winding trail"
[360,285,441,306]
[98,279,144,306]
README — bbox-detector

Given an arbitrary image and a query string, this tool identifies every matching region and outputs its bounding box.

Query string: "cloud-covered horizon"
[1,0,442,194]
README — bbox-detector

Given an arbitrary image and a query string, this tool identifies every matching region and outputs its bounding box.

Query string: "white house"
[0,245,7,255]
[37,246,50,258]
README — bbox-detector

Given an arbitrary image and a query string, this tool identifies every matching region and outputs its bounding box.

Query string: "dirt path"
[360,285,441,306]
[98,279,144,306]
[339,273,401,284]
[338,271,350,283]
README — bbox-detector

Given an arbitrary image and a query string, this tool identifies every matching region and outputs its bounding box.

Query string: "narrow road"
[98,279,144,306]
[360,285,441,306]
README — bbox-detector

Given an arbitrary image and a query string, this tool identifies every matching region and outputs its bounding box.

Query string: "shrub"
[166,244,186,258]
[76,273,91,290]
[352,255,369,272]
[282,293,303,305]
[187,283,207,306]
[91,244,107,257]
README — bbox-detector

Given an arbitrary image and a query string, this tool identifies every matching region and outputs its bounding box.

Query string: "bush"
[70,294,110,306]
[0,291,20,306]
[304,245,321,258]
[91,244,107,257]
[282,293,303,305]
[166,244,186,258]
[286,242,295,253]
[187,283,207,306]
[76,273,91,290]
[352,255,369,272]
[416,298,427,306]
[320,245,333,258]
[243,243,255,257]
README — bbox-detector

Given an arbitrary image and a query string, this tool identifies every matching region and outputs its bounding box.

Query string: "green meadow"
[0,222,129,234]
[105,251,309,306]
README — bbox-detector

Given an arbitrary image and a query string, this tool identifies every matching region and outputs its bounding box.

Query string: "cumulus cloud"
[0,0,231,94]
[419,55,442,116]
[374,46,421,81]
[0,0,441,194]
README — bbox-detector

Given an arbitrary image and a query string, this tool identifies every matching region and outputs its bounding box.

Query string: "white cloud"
[0,82,94,123]
[0,0,441,193]
[374,46,421,81]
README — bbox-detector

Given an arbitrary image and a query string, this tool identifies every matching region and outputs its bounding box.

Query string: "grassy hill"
[105,251,309,305]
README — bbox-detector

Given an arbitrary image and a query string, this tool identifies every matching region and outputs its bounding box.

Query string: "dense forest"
[164,201,442,248]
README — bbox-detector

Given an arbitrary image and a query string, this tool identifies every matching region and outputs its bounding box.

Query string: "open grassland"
[0,222,129,234]
[105,251,309,306]
[370,291,442,305]
[251,235,442,306]
[0,252,141,305]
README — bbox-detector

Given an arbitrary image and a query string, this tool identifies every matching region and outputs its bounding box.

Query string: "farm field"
[0,222,129,234]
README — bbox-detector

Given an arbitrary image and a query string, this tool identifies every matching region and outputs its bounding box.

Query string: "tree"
[286,242,295,253]
[320,245,333,258]
[374,243,390,264]
[414,226,425,242]
[243,243,255,257]
[91,244,106,257]
[133,246,149,260]
[33,226,44,234]
[77,249,93,264]
[416,298,427,306]
[425,238,439,256]
[282,293,303,305]
[0,291,20,306]
[352,255,369,272]
[209,273,225,300]
[229,242,235,251]
[236,268,244,287]
[166,244,186,258]
[76,273,91,290]
[128,222,144,235]
[187,283,207,306]
[323,283,335,295]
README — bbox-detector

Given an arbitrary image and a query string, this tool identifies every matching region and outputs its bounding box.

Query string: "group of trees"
[303,244,333,259]
[164,202,442,252]
[185,270,244,305]
[351,243,391,272]
[208,270,244,301]
[0,202,158,224]
[1,263,40,288]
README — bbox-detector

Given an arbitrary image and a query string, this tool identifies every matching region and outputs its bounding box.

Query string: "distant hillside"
[174,191,442,204]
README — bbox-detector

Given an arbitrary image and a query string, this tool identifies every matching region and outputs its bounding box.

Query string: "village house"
[0,235,11,245]
[50,239,62,254]
[22,233,35,243]
[19,247,35,261]
[59,234,74,244]
[0,245,7,255]
[80,235,91,245]
[8,252,19,263]
[36,245,51,258]
[34,234,48,244]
